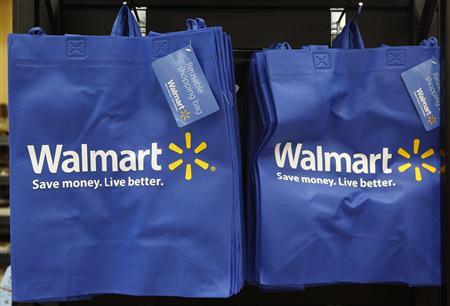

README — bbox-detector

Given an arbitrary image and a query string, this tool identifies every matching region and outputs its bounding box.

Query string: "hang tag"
[152,44,219,127]
[401,58,440,131]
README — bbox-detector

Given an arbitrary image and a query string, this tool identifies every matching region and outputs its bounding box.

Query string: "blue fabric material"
[8,12,243,302]
[248,23,441,288]
[111,4,141,37]
[331,20,364,49]
[149,23,245,292]
[27,27,45,35]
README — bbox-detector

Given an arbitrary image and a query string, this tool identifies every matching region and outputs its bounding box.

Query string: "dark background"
[13,0,440,47]
[8,0,446,305]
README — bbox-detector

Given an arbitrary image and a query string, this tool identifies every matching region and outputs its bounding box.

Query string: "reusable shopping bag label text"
[152,44,219,127]
[401,58,440,131]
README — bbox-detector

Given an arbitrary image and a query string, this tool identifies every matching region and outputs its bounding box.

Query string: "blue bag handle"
[420,36,439,46]
[111,3,142,37]
[29,4,141,37]
[28,27,45,35]
[332,20,365,49]
[186,18,208,30]
[269,42,292,50]
[332,3,365,49]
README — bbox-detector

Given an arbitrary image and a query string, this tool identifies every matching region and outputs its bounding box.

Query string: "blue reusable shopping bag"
[158,17,245,293]
[246,42,294,285]
[252,22,441,287]
[8,6,243,301]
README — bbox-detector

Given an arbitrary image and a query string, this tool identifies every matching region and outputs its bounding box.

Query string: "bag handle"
[332,20,364,49]
[186,18,208,30]
[332,3,365,49]
[420,36,439,47]
[269,42,292,50]
[111,2,142,37]
[28,27,45,35]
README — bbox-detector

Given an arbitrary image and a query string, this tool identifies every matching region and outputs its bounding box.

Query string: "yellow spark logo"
[180,110,190,121]
[397,138,436,182]
[427,114,437,125]
[168,132,211,181]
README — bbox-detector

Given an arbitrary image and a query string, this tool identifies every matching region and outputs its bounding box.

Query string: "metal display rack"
[3,0,448,305]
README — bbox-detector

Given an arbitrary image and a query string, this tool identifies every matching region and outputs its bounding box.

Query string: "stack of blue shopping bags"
[8,3,442,302]
[8,4,243,302]
[246,20,441,288]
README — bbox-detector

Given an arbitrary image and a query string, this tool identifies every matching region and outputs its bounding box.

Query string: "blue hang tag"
[401,58,440,131]
[152,44,220,127]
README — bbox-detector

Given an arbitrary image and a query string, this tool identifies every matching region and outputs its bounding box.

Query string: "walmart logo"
[180,109,190,121]
[26,132,217,182]
[168,132,215,181]
[427,114,437,125]
[274,139,440,181]
[397,138,436,182]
